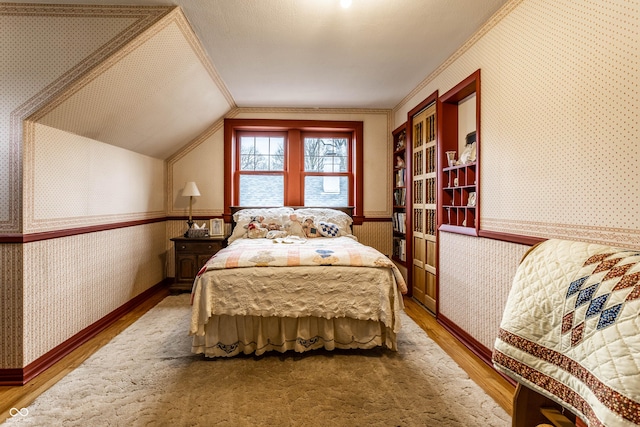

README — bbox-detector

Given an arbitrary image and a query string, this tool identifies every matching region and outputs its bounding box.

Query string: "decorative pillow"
[318,221,340,237]
[303,218,322,238]
[294,208,353,236]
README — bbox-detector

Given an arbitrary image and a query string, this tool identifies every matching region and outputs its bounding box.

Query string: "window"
[238,132,286,206]
[302,134,350,206]
[224,119,363,222]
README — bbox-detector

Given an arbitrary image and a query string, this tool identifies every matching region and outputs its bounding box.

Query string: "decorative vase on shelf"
[446,151,456,168]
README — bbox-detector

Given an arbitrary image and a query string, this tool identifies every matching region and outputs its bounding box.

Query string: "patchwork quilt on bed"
[195,236,407,294]
[190,237,407,338]
[493,239,640,427]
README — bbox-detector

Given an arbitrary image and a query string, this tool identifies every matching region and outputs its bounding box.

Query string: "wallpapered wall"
[0,3,170,234]
[394,0,639,350]
[21,223,167,366]
[0,4,177,370]
[27,123,165,232]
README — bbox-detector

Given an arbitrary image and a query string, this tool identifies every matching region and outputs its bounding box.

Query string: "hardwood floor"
[403,297,515,415]
[0,291,514,423]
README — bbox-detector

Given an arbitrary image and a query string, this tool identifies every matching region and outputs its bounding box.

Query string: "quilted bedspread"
[195,236,407,294]
[493,239,640,427]
[190,237,407,337]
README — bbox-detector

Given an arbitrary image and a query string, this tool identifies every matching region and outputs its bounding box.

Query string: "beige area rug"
[3,295,510,427]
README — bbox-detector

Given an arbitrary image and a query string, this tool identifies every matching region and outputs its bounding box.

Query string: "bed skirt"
[191,314,396,357]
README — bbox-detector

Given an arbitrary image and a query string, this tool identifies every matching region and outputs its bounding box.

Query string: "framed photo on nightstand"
[210,218,224,237]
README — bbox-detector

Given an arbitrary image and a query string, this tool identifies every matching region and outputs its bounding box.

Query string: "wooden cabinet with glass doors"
[409,93,438,313]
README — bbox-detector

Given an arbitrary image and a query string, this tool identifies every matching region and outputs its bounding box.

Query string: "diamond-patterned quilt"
[492,239,640,427]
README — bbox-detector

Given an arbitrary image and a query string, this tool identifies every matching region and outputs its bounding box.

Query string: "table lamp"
[182,181,200,237]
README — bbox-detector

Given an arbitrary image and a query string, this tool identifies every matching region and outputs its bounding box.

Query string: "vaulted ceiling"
[7,0,510,158]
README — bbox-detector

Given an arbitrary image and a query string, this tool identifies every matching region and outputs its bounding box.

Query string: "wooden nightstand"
[170,236,226,293]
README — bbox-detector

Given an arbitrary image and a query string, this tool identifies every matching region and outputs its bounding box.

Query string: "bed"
[493,239,640,427]
[189,207,407,358]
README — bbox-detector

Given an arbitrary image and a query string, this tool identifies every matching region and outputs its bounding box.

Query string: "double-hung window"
[237,131,286,206]
[224,119,363,221]
[301,132,350,207]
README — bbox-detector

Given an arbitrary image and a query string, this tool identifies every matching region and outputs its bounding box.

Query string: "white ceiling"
[17,0,510,109]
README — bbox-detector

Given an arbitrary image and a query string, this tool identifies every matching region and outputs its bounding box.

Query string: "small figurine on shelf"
[395,132,405,150]
[457,142,476,165]
[396,156,405,168]
[457,131,477,165]
[467,192,477,207]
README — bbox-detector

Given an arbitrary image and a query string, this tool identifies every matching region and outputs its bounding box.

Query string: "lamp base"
[183,220,194,237]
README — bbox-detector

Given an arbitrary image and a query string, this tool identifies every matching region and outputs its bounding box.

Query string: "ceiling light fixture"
[340,0,352,8]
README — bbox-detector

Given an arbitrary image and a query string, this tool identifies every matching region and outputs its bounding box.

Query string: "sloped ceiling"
[31,7,233,159]
[10,0,511,159]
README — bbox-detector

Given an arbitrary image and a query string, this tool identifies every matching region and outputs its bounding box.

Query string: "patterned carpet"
[3,295,510,426]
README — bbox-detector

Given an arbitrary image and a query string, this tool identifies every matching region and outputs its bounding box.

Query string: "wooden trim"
[224,120,234,219]
[229,206,354,215]
[479,230,546,246]
[392,122,407,135]
[353,121,364,220]
[407,91,439,120]
[360,217,390,222]
[437,313,517,387]
[0,234,23,243]
[288,129,303,206]
[166,215,223,222]
[0,217,166,244]
[440,69,481,104]
[0,369,23,386]
[223,118,364,220]
[0,279,171,386]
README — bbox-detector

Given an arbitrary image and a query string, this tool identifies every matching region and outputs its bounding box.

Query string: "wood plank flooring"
[0,292,514,423]
[403,297,515,415]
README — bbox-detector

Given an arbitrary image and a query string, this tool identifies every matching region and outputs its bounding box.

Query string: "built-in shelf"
[438,69,480,237]
[392,123,407,265]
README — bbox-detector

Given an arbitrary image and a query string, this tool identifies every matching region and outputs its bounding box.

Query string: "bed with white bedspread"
[493,238,640,427]
[189,207,407,358]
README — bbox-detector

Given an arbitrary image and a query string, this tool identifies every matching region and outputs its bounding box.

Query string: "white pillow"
[233,207,294,223]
